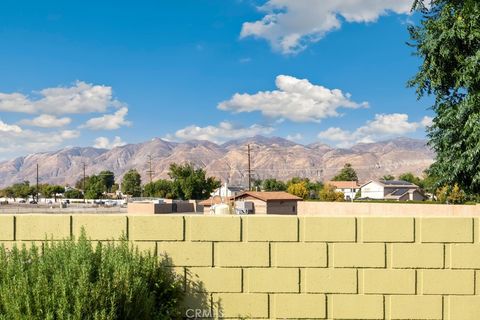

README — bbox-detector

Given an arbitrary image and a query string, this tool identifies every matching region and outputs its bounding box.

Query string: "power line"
[247,144,252,191]
[146,155,154,184]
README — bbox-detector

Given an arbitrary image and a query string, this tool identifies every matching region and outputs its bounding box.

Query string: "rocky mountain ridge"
[0,136,435,188]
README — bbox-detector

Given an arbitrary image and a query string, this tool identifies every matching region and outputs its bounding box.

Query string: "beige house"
[233,191,303,215]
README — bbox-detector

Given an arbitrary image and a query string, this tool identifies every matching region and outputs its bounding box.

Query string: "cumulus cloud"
[81,107,131,130]
[0,81,123,114]
[20,114,72,128]
[165,121,275,144]
[0,125,80,159]
[93,136,127,149]
[0,119,22,133]
[318,113,431,147]
[286,133,303,141]
[218,75,367,123]
[241,0,412,54]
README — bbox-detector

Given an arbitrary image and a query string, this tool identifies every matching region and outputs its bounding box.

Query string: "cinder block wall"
[1,214,480,319]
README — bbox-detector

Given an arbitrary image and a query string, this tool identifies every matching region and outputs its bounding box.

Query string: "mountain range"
[0,136,435,188]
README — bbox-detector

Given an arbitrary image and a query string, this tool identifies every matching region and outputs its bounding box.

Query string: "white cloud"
[165,121,275,144]
[318,113,430,147]
[0,126,80,159]
[421,116,433,127]
[20,114,71,128]
[0,81,123,114]
[81,107,131,130]
[0,119,22,133]
[218,75,367,122]
[93,136,127,149]
[241,0,412,54]
[286,133,303,141]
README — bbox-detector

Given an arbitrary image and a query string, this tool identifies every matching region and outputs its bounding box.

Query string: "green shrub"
[0,231,184,320]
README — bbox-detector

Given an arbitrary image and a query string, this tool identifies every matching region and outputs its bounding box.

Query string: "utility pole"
[247,144,252,191]
[83,163,86,203]
[147,155,154,185]
[36,163,39,203]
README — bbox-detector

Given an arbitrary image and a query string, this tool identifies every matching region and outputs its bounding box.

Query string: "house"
[233,191,303,215]
[360,180,425,201]
[211,183,245,198]
[326,181,360,200]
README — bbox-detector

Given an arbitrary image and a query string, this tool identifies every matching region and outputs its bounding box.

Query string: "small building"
[360,180,426,201]
[326,181,360,200]
[233,191,303,215]
[211,183,245,198]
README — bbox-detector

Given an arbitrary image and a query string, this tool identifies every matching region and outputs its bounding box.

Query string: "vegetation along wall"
[1,214,480,319]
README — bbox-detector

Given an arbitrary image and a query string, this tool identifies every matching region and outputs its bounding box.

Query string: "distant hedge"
[0,232,184,320]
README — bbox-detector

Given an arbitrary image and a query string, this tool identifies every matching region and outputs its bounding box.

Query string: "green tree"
[168,163,220,200]
[40,184,65,202]
[287,182,309,199]
[332,163,358,181]
[318,184,345,202]
[64,189,84,199]
[381,175,395,181]
[122,169,142,197]
[409,0,480,194]
[448,183,466,204]
[144,179,174,198]
[99,170,115,192]
[84,175,104,199]
[262,178,287,191]
[398,172,423,187]
[11,181,34,200]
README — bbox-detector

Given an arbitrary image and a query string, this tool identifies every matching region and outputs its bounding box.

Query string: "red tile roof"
[326,181,360,189]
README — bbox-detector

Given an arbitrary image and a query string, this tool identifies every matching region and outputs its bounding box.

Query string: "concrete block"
[129,216,184,240]
[16,215,70,240]
[302,217,356,242]
[421,218,473,243]
[391,244,444,269]
[362,217,414,242]
[272,242,327,267]
[244,216,298,241]
[245,268,299,293]
[333,243,385,268]
[187,267,242,293]
[304,269,357,293]
[422,270,474,294]
[158,242,212,267]
[72,215,126,240]
[187,216,240,241]
[214,242,269,267]
[272,294,326,319]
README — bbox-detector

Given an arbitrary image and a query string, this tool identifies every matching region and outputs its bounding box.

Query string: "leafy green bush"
[0,231,184,320]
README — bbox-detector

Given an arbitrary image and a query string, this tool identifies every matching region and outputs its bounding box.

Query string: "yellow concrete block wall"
[3,214,480,319]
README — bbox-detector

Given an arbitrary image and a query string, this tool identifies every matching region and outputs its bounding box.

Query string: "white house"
[360,180,425,201]
[211,183,245,198]
[326,181,360,200]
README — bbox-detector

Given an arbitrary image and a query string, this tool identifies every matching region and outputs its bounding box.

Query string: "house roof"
[198,196,233,206]
[359,180,418,188]
[385,188,420,200]
[326,181,359,189]
[234,191,303,202]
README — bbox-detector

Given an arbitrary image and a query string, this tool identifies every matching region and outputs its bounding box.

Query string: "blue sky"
[0,0,433,159]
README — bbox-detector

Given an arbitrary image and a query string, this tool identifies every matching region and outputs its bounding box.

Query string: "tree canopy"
[332,163,358,181]
[262,178,287,192]
[409,0,480,194]
[122,169,142,197]
[168,163,220,200]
